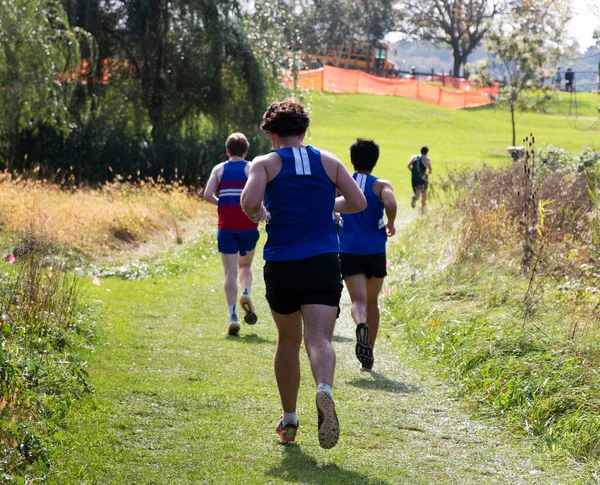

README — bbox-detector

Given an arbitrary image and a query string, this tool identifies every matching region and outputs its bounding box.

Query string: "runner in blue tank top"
[241,100,366,449]
[339,139,397,371]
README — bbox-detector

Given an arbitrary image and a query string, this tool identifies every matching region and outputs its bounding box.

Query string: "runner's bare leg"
[271,310,302,412]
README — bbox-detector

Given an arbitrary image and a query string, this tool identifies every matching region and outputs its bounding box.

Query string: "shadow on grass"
[347,372,418,394]
[332,335,353,343]
[240,333,276,345]
[266,445,390,484]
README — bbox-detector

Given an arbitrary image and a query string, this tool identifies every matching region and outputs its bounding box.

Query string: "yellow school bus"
[305,41,398,75]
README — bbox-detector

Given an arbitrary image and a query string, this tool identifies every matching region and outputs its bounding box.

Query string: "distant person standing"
[241,99,366,449]
[204,132,259,336]
[408,146,432,214]
[338,139,397,371]
[565,68,575,92]
[554,67,562,91]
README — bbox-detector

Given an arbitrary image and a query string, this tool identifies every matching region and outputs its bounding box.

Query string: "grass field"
[5,90,600,483]
[39,233,583,484]
[302,92,600,200]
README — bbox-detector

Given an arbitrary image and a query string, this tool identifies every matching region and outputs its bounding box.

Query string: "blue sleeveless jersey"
[339,173,387,255]
[264,146,338,261]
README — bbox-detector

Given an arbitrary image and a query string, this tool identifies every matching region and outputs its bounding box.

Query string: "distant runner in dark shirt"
[408,146,432,214]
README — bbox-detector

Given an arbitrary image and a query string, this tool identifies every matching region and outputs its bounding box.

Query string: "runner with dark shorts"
[339,139,397,371]
[241,99,366,449]
[408,146,432,214]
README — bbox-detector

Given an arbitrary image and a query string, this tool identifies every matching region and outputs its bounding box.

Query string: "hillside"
[303,92,599,199]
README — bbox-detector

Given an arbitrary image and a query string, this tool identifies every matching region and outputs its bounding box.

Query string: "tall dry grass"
[388,148,600,465]
[0,172,214,256]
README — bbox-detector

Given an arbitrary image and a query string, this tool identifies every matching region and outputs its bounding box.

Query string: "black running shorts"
[340,252,387,279]
[412,179,428,193]
[264,252,343,315]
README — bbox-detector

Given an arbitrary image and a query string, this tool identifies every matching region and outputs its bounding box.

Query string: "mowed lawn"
[303,92,600,201]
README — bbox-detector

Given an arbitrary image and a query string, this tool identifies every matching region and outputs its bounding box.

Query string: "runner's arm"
[203,164,221,206]
[332,159,366,214]
[241,157,268,223]
[407,157,414,171]
[380,181,397,237]
[424,157,432,174]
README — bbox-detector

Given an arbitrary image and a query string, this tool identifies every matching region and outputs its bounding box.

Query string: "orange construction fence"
[284,65,499,109]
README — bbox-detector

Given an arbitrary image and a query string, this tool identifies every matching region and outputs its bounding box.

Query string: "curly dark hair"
[260,99,310,137]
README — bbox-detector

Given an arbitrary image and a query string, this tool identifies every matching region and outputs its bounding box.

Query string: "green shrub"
[538,144,575,174]
[537,145,600,175]
[0,236,96,480]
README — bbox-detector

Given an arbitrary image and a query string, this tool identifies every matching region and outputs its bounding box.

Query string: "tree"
[1,0,284,182]
[485,0,571,145]
[246,0,308,93]
[397,0,502,77]
[0,0,85,167]
[356,0,399,73]
[299,0,397,74]
[120,0,266,145]
[591,2,600,47]
[58,0,270,179]
[299,0,358,68]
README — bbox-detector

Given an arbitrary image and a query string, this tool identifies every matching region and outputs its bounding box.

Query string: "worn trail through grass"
[46,215,582,484]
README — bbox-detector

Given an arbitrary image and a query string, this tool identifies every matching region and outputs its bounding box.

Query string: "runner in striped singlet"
[338,139,397,372]
[241,100,366,449]
[204,132,260,336]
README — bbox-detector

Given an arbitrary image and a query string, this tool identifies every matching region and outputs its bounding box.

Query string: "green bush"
[538,145,600,175]
[0,236,96,481]
[538,144,575,173]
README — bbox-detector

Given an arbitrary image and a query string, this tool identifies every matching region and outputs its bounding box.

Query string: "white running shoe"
[228,313,241,336]
[316,387,340,449]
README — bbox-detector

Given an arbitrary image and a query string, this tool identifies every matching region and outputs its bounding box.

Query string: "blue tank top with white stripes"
[263,146,338,261]
[339,173,387,255]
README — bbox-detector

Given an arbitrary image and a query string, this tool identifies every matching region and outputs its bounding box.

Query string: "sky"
[387,1,599,52]
[566,0,598,50]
